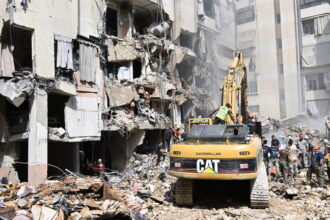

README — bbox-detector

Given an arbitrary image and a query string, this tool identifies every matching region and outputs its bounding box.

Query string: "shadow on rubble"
[169,180,251,209]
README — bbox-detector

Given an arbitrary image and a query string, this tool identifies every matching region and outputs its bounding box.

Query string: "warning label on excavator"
[196,159,220,173]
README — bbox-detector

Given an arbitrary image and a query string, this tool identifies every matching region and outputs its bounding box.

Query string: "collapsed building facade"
[0,0,236,186]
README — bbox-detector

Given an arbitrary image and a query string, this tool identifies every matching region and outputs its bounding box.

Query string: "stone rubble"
[1,123,329,219]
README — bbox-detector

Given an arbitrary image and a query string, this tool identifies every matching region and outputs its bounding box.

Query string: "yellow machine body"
[169,136,262,180]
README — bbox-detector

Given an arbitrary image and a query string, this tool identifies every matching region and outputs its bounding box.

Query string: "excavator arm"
[221,51,248,124]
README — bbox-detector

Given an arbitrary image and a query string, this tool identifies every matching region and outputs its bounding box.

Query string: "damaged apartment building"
[0,0,236,186]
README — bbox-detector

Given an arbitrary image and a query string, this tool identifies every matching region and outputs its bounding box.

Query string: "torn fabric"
[314,15,330,36]
[0,43,15,77]
[55,35,74,70]
[79,43,97,83]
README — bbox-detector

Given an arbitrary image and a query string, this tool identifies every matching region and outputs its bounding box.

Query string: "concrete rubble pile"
[0,153,177,220]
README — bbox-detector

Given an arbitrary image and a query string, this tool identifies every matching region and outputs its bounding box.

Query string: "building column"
[28,88,48,186]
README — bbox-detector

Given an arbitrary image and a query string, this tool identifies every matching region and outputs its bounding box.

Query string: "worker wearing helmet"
[213,103,235,124]
[172,126,181,144]
[307,145,324,187]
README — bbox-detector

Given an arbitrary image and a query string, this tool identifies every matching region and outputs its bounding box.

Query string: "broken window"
[133,59,142,79]
[306,73,326,91]
[303,19,315,35]
[0,24,33,77]
[106,7,118,36]
[180,32,195,49]
[5,100,29,135]
[118,3,132,38]
[133,8,153,35]
[48,94,69,128]
[203,0,215,19]
[14,141,28,182]
[236,6,255,25]
[107,61,132,80]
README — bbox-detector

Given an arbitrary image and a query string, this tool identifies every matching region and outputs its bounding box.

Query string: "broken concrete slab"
[107,39,142,62]
[52,81,76,96]
[31,205,59,220]
[0,76,35,107]
[105,83,139,108]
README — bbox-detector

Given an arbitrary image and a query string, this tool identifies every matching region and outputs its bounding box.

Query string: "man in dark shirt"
[307,145,324,187]
[271,135,280,148]
[164,128,172,152]
[269,139,280,178]
[262,140,272,175]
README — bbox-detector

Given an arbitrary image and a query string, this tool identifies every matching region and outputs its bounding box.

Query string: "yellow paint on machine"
[170,137,261,159]
[168,170,258,180]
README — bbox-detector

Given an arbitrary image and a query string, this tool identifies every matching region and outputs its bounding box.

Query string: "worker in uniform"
[262,139,272,175]
[269,140,280,179]
[172,126,181,143]
[287,139,301,178]
[307,145,324,188]
[213,103,235,124]
[278,144,289,181]
[297,134,309,168]
[91,159,105,177]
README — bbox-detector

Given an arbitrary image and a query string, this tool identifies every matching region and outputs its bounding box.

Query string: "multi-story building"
[237,0,303,120]
[0,0,236,185]
[300,0,330,117]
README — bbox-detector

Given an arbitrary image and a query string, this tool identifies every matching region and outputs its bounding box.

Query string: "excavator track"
[250,162,270,208]
[175,179,194,206]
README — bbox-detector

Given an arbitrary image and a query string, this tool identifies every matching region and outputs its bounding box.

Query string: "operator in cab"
[244,112,256,134]
[213,103,235,124]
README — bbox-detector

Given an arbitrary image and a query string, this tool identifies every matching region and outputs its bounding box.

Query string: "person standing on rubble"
[262,139,272,175]
[287,139,301,177]
[278,144,289,181]
[307,145,324,187]
[172,126,181,143]
[269,138,280,179]
[305,135,314,167]
[164,127,173,152]
[271,135,280,148]
[297,134,309,168]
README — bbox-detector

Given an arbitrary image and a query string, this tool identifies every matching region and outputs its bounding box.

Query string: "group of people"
[262,134,330,188]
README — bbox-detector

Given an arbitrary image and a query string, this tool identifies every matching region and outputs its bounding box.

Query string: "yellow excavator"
[168,51,269,208]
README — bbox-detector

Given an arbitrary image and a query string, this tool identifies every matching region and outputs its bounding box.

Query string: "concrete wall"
[280,0,300,118]
[173,0,197,39]
[106,130,145,171]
